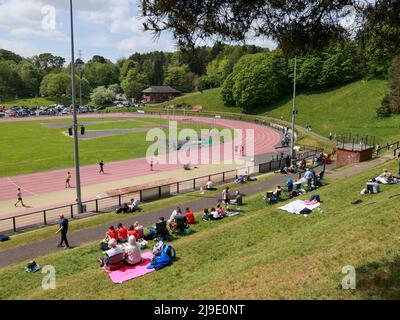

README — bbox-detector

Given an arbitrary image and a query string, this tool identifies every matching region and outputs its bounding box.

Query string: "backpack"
[164,245,176,260]
[25,261,41,273]
[0,235,10,242]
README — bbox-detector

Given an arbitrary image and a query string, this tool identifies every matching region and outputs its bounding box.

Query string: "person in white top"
[222,187,231,206]
[169,207,182,223]
[124,236,142,266]
[206,179,214,190]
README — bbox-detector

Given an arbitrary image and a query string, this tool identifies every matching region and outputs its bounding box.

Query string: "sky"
[0,0,276,62]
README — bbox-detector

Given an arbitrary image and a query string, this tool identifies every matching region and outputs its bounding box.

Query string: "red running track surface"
[0,114,282,202]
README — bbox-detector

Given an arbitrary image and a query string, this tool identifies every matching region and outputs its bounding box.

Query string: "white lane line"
[7,177,37,196]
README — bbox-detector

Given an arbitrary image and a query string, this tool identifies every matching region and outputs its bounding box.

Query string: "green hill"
[158,79,398,144]
[1,159,400,299]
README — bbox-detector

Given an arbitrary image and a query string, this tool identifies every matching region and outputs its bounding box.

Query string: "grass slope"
[157,80,398,145]
[1,160,400,299]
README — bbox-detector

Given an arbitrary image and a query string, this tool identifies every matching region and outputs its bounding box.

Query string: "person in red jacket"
[118,223,128,243]
[185,208,195,224]
[106,226,119,243]
[128,225,140,241]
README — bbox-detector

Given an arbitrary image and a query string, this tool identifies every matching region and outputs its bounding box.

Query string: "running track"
[0,113,282,204]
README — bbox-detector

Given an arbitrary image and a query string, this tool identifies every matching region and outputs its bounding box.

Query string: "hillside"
[160,79,397,144]
[1,159,400,299]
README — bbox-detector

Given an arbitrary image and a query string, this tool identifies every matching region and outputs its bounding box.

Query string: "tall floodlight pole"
[69,0,82,213]
[78,50,83,107]
[291,56,297,165]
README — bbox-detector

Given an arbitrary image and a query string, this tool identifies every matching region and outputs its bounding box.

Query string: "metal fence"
[0,148,322,234]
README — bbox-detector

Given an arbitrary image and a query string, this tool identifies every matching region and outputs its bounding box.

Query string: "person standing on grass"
[329,133,332,141]
[56,214,70,249]
[99,160,105,174]
[66,171,72,188]
[14,188,26,207]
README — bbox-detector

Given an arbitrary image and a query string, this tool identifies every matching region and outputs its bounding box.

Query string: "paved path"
[0,113,284,220]
[326,152,396,180]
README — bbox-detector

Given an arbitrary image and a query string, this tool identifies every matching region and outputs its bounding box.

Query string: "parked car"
[5,109,16,117]
[0,112,5,118]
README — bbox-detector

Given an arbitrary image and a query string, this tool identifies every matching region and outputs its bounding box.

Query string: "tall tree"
[141,0,365,55]
[32,53,65,73]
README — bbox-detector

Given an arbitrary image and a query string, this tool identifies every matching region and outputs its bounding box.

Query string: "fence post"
[118,195,122,207]
[177,182,180,194]
[70,205,74,219]
[140,190,143,202]
[193,179,196,190]
[43,210,47,225]
[223,172,225,182]
[95,200,99,212]
[13,217,16,232]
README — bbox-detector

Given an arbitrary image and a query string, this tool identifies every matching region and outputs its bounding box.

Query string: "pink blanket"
[104,252,155,284]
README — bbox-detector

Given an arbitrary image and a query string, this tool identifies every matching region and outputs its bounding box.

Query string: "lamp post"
[76,53,84,107]
[69,0,83,213]
[291,56,298,165]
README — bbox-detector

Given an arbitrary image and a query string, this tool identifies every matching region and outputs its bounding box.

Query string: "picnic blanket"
[279,200,321,215]
[104,252,155,284]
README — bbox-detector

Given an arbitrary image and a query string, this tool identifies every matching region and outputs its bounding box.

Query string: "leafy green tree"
[0,60,22,98]
[164,65,193,92]
[84,60,120,88]
[121,69,150,99]
[381,55,400,115]
[0,49,23,63]
[16,61,43,97]
[90,86,116,106]
[32,53,65,73]
[297,55,323,89]
[40,73,70,97]
[221,51,290,112]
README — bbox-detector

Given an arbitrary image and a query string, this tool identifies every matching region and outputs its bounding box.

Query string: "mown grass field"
[0,117,226,177]
[1,159,400,300]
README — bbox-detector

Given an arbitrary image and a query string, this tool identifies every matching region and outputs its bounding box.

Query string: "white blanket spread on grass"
[279,200,321,215]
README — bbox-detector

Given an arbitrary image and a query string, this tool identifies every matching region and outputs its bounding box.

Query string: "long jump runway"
[0,113,284,222]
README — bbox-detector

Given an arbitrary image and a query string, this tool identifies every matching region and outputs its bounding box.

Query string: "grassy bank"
[1,160,400,299]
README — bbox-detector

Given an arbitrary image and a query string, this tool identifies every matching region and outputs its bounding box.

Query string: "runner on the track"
[99,160,105,174]
[66,171,72,188]
[14,188,26,207]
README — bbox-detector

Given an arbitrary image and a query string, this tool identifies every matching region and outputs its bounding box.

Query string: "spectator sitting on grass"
[376,169,394,184]
[98,238,124,271]
[128,225,139,240]
[124,236,143,266]
[210,208,223,220]
[185,208,195,224]
[134,221,144,240]
[118,223,128,244]
[169,207,182,224]
[205,179,216,190]
[129,198,140,212]
[106,226,119,243]
[216,204,226,218]
[231,191,243,205]
[273,186,283,199]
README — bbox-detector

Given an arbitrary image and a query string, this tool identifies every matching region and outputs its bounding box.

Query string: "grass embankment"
[0,117,228,177]
[151,80,396,145]
[1,159,400,299]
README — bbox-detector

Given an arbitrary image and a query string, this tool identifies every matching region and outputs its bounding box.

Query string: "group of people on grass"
[360,168,399,195]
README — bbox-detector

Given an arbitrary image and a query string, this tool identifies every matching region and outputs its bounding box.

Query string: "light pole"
[291,56,298,165]
[76,52,84,107]
[69,0,83,213]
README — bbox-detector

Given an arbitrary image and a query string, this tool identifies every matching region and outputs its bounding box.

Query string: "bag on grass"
[0,235,10,242]
[25,261,41,273]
